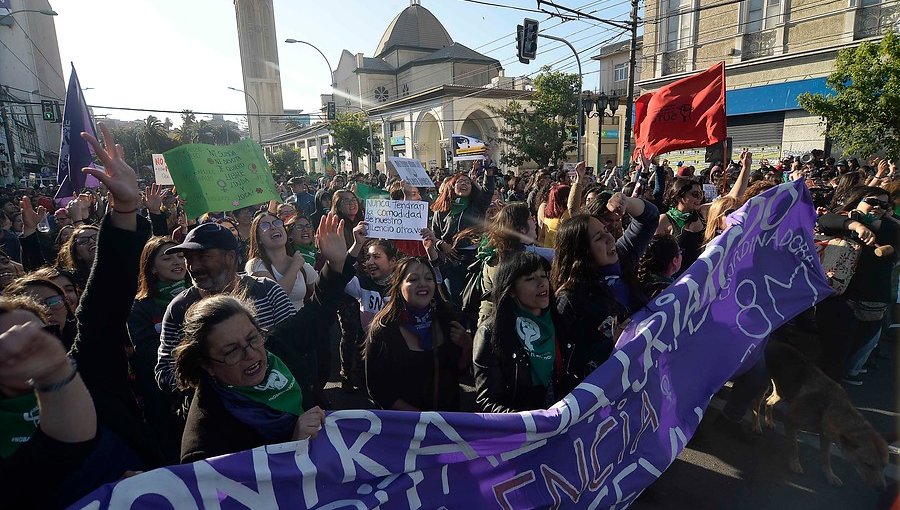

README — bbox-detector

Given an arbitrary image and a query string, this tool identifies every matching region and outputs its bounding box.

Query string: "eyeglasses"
[42,294,66,310]
[338,198,357,206]
[863,197,889,209]
[292,222,313,231]
[259,219,284,232]
[686,191,704,200]
[206,330,267,366]
[74,234,97,246]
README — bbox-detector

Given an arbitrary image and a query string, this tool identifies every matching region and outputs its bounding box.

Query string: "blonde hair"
[704,196,740,245]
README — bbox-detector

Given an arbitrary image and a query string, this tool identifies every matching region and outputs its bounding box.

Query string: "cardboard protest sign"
[451,133,487,162]
[387,157,435,188]
[162,139,278,218]
[703,183,718,201]
[364,199,428,240]
[152,153,174,185]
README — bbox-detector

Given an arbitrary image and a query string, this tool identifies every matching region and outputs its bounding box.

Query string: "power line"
[0,38,61,98]
[11,16,66,92]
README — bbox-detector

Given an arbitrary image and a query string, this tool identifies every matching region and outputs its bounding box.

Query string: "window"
[664,0,692,52]
[860,0,881,6]
[319,136,329,146]
[308,139,316,146]
[402,83,410,96]
[745,0,781,32]
[390,120,404,132]
[614,63,628,82]
[373,86,389,102]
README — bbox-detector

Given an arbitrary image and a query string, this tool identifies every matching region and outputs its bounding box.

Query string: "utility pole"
[622,0,640,164]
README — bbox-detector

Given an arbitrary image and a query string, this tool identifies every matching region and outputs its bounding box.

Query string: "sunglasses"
[42,294,66,309]
[863,197,889,209]
[74,234,98,245]
[259,219,284,232]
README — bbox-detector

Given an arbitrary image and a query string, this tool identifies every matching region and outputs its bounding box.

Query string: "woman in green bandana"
[174,295,326,463]
[127,236,188,463]
[473,251,563,413]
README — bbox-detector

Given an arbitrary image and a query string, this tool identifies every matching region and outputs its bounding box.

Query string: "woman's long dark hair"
[432,173,481,214]
[365,257,455,358]
[329,189,361,245]
[56,224,99,281]
[664,177,701,209]
[247,212,289,276]
[136,236,179,300]
[837,185,888,213]
[486,251,558,356]
[635,234,680,286]
[486,202,531,259]
[828,171,864,209]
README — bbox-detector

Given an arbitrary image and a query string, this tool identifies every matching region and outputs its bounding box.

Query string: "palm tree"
[174,110,199,144]
[141,115,166,150]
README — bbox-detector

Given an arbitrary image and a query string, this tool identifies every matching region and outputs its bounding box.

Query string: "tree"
[268,147,302,181]
[141,115,166,148]
[798,32,900,161]
[489,66,581,168]
[328,112,378,173]
[174,109,199,144]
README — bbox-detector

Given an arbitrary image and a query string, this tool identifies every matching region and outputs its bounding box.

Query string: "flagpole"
[537,34,583,162]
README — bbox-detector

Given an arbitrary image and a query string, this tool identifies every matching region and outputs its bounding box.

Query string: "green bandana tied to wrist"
[450,197,470,217]
[293,244,318,265]
[225,351,303,416]
[666,207,692,230]
[0,393,40,458]
[513,305,556,387]
[153,279,187,308]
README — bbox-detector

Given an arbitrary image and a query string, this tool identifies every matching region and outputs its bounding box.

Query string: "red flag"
[631,92,653,162]
[635,62,727,158]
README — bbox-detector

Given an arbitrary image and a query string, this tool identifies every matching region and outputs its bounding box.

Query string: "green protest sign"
[162,139,279,218]
[355,182,389,201]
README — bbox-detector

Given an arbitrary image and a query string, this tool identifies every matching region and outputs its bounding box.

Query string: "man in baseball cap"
[155,222,297,391]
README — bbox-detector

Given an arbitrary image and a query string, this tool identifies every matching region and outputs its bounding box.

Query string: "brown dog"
[755,341,889,489]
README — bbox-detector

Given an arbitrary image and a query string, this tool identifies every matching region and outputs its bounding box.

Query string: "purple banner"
[55,64,97,202]
[71,181,831,509]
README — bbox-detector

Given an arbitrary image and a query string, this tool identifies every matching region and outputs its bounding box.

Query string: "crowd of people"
[0,124,897,507]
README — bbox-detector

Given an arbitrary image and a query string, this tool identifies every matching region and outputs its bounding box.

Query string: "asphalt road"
[322,327,899,509]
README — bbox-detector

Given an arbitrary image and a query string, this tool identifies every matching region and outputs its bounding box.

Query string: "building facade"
[588,37,643,168]
[0,0,65,186]
[234,0,285,144]
[639,0,899,164]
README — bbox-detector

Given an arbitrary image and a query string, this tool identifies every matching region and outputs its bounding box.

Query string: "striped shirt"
[154,275,296,392]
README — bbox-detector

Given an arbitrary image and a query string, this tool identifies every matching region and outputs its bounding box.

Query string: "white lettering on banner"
[104,469,199,509]
[364,199,428,241]
[325,411,391,483]
[194,447,277,508]
[293,437,319,507]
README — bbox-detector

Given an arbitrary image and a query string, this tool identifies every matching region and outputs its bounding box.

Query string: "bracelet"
[28,358,78,393]
[112,207,138,214]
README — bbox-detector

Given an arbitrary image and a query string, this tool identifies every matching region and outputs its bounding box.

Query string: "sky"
[52,0,633,125]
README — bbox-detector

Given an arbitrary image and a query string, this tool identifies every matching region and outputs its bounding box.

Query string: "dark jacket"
[555,200,658,388]
[19,230,55,271]
[472,323,562,413]
[817,212,899,303]
[431,174,495,249]
[365,321,463,412]
[180,255,355,463]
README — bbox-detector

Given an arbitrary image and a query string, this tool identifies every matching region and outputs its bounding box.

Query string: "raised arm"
[726,150,752,200]
[567,162,586,215]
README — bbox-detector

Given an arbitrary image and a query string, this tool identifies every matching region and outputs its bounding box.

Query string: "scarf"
[0,393,40,458]
[400,304,435,351]
[450,197,470,217]
[212,351,303,441]
[513,305,555,387]
[665,207,692,230]
[153,279,186,308]
[293,243,318,265]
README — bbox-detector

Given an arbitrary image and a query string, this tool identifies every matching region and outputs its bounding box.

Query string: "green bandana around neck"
[450,197,470,216]
[153,279,187,307]
[666,207,692,230]
[513,305,556,387]
[0,393,40,458]
[225,351,303,416]
[293,243,318,265]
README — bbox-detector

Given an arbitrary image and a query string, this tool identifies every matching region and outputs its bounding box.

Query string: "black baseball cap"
[165,223,240,254]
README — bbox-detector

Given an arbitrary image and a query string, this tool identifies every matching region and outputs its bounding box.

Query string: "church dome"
[374,3,453,57]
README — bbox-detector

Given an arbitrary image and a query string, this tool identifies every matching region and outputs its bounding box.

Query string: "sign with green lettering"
[162,139,279,218]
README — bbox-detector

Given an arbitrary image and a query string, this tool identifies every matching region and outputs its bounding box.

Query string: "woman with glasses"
[287,214,319,267]
[2,277,74,349]
[246,212,318,310]
[174,295,326,463]
[55,225,99,291]
[818,186,898,385]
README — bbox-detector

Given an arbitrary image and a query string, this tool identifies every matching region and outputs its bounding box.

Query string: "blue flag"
[55,64,97,202]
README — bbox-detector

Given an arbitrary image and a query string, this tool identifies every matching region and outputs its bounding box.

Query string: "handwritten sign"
[162,139,279,218]
[703,183,718,201]
[364,199,428,240]
[152,153,174,185]
[387,157,435,188]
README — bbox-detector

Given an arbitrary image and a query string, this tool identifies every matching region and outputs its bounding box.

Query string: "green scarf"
[293,243,318,265]
[450,197,470,217]
[666,207,692,230]
[513,305,556,387]
[0,393,40,458]
[225,352,303,416]
[153,279,187,308]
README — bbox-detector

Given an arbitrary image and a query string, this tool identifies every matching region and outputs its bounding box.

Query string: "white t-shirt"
[246,258,319,310]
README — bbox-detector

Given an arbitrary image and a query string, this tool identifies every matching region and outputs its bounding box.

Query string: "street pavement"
[322,328,898,509]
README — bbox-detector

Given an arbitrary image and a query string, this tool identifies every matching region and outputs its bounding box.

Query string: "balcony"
[854,4,900,39]
[741,29,777,60]
[662,49,688,75]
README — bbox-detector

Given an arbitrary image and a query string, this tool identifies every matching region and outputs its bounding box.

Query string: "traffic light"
[326,101,336,121]
[41,100,55,122]
[52,101,62,123]
[518,18,539,62]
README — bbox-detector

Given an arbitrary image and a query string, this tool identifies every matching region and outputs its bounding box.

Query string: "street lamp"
[284,38,335,90]
[228,86,261,143]
[0,9,58,27]
[583,92,619,118]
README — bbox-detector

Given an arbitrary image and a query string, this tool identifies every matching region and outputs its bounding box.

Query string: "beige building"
[587,37,643,169]
[638,0,898,165]
[265,2,534,174]
[234,0,285,144]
